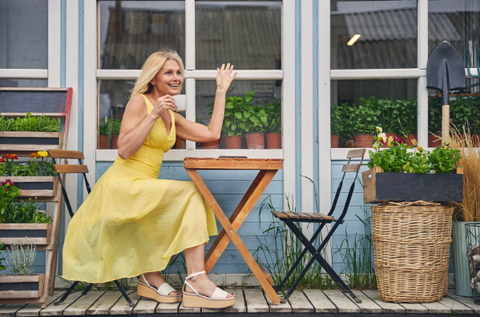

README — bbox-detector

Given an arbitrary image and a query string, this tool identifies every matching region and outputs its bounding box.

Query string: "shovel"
[426,40,465,144]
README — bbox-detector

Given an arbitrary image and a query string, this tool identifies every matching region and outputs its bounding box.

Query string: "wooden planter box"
[362,166,463,204]
[0,176,58,197]
[0,274,45,299]
[0,224,52,245]
[0,131,63,152]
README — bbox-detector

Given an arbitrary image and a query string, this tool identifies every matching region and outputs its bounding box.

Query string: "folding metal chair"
[49,149,135,307]
[272,148,366,303]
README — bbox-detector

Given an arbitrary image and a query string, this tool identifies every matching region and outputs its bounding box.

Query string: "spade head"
[427,41,465,105]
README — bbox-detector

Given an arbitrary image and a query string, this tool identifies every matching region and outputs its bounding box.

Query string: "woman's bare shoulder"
[125,95,147,115]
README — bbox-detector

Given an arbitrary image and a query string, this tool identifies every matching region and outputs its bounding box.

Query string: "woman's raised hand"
[151,95,175,118]
[216,63,237,92]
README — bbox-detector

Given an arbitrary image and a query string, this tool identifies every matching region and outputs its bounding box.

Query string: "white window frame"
[84,0,295,185]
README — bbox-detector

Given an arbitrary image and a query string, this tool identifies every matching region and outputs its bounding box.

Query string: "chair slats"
[346,149,366,158]
[342,164,361,173]
[283,211,300,219]
[317,213,335,221]
[49,149,84,159]
[54,165,88,174]
[302,212,325,220]
[271,211,288,219]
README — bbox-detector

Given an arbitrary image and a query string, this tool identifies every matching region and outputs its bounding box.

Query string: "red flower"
[0,158,4,163]
[394,136,405,144]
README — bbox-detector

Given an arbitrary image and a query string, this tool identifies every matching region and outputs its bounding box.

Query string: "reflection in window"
[331,79,417,148]
[0,79,48,88]
[191,80,282,150]
[0,0,48,69]
[330,0,417,69]
[196,2,281,70]
[98,1,185,69]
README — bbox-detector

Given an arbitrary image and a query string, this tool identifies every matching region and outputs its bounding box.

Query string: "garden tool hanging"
[426,40,465,143]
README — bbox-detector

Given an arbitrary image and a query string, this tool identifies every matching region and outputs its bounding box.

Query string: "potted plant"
[99,117,109,149]
[0,179,53,246]
[265,98,281,149]
[376,98,399,147]
[222,93,253,149]
[0,243,45,299]
[331,103,345,148]
[107,118,122,149]
[241,104,268,149]
[396,99,418,146]
[353,97,381,148]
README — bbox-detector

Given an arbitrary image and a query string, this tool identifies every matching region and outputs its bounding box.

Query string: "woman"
[62,49,237,309]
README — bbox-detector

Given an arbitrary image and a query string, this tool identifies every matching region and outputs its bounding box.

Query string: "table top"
[183,157,283,170]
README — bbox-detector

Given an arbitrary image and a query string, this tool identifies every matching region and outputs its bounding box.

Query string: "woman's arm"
[117,94,175,159]
[176,64,236,142]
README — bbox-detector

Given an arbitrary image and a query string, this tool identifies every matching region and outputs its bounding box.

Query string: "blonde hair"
[131,49,184,98]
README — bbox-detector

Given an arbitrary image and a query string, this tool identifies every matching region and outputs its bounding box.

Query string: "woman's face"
[150,59,183,96]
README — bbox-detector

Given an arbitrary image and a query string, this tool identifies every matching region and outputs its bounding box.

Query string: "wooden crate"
[0,274,45,299]
[0,224,52,245]
[0,131,64,154]
[362,166,463,204]
[0,176,58,197]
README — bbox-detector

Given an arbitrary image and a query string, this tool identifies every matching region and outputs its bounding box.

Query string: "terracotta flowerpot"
[428,134,442,147]
[403,134,417,147]
[382,133,397,148]
[99,135,109,149]
[354,134,373,148]
[245,133,265,149]
[176,137,186,149]
[266,133,281,149]
[331,135,339,148]
[201,139,220,149]
[111,135,119,149]
[224,135,242,149]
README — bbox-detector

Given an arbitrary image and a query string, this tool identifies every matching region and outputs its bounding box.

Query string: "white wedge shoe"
[137,274,179,303]
[182,271,236,309]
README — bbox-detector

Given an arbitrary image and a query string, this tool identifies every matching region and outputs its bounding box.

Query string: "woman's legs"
[184,244,235,299]
[140,272,178,296]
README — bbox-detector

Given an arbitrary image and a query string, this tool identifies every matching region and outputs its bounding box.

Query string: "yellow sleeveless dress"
[62,95,218,283]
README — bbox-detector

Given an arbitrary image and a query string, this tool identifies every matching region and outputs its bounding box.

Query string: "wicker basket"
[371,202,453,303]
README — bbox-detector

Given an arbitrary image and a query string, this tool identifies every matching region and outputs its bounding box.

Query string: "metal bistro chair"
[272,148,366,303]
[49,149,135,307]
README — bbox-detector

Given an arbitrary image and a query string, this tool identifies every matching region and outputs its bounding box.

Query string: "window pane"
[428,0,480,91]
[331,79,417,148]
[98,1,185,69]
[331,0,417,69]
[0,79,47,87]
[195,80,282,149]
[196,2,281,70]
[0,0,48,69]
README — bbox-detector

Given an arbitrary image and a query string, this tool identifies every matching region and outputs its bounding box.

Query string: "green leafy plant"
[5,244,37,275]
[222,92,255,136]
[0,243,6,272]
[0,113,61,132]
[331,103,345,136]
[265,98,281,134]
[0,152,56,177]
[99,117,109,136]
[106,118,122,136]
[355,97,381,135]
[368,126,461,173]
[396,99,417,136]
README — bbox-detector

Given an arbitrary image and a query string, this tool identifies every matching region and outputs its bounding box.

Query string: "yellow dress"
[62,95,218,283]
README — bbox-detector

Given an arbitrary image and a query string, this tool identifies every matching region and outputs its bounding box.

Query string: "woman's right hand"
[151,95,176,119]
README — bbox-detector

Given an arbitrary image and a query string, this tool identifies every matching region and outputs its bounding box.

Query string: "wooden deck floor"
[1,289,480,317]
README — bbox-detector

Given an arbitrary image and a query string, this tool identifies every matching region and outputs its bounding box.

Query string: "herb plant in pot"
[396,99,417,147]
[223,93,252,149]
[99,117,109,149]
[377,98,399,147]
[265,98,281,149]
[331,103,345,148]
[353,97,381,148]
[107,118,122,149]
[240,104,268,149]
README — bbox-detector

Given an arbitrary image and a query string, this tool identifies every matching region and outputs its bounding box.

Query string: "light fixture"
[347,34,361,46]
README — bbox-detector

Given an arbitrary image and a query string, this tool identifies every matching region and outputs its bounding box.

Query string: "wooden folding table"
[183,157,283,305]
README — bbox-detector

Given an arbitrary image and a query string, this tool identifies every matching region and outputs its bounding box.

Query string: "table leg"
[205,170,277,271]
[185,169,280,305]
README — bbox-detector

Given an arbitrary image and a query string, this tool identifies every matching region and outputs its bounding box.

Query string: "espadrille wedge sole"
[137,274,179,303]
[182,271,235,309]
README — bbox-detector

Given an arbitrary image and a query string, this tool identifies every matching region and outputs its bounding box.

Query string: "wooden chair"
[48,149,135,307]
[271,148,366,303]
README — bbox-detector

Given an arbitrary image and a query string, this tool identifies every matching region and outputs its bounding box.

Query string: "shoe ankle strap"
[186,270,206,280]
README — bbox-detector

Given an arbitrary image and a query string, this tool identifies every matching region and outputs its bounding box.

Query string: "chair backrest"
[48,149,91,218]
[329,148,366,216]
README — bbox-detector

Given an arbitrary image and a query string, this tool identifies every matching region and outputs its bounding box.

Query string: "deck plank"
[156,300,180,314]
[448,290,480,314]
[243,288,269,313]
[266,291,291,313]
[399,302,429,314]
[421,300,452,314]
[132,297,158,314]
[302,289,337,313]
[362,290,405,313]
[17,291,65,317]
[351,290,382,313]
[63,291,105,316]
[0,304,28,317]
[86,290,124,315]
[287,290,314,313]
[437,296,474,314]
[40,291,84,316]
[323,289,360,313]
[110,292,141,315]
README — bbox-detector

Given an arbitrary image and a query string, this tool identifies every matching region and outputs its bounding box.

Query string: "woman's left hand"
[216,63,237,92]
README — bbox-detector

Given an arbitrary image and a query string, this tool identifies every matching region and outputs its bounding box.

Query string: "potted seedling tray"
[0,274,45,299]
[0,224,52,245]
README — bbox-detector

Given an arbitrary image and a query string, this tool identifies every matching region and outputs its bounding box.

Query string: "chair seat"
[271,211,335,223]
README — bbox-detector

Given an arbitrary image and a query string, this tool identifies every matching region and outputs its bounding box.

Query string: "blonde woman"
[62,49,237,309]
